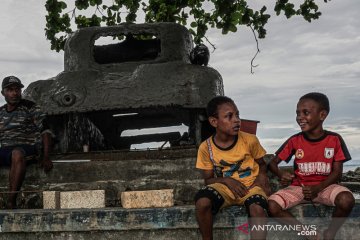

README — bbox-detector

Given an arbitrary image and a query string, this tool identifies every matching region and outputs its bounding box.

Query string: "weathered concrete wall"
[1,149,357,209]
[0,148,202,208]
[0,204,359,240]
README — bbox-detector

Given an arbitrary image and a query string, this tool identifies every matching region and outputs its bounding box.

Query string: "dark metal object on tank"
[24,23,224,152]
[190,44,210,66]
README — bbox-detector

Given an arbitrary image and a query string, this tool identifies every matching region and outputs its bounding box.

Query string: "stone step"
[1,148,274,209]
[0,203,359,240]
[0,148,200,184]
[0,147,354,209]
[0,178,203,209]
[0,147,203,208]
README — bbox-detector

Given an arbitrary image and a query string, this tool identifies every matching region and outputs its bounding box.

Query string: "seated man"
[0,76,53,209]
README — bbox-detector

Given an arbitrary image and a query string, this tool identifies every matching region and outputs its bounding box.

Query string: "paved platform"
[1,147,359,239]
[0,203,359,239]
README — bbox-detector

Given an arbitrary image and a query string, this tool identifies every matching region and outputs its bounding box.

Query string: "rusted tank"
[24,23,224,152]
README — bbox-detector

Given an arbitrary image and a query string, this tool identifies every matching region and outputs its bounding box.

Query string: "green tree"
[45,0,329,52]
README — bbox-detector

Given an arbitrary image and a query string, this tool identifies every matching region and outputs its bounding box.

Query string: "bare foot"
[323,229,336,240]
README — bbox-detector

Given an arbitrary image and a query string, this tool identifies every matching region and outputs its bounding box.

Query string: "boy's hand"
[250,174,271,196]
[302,185,321,200]
[224,177,249,198]
[279,171,294,186]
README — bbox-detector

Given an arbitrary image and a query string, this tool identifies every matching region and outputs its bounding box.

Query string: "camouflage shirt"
[0,99,46,147]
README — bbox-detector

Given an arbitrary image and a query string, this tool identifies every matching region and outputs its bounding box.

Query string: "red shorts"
[268,184,352,210]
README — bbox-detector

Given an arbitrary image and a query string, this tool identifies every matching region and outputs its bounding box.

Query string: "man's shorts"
[0,145,38,166]
[268,184,352,210]
[195,182,268,214]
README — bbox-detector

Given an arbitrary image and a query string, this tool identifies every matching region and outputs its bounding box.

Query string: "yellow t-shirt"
[196,131,266,187]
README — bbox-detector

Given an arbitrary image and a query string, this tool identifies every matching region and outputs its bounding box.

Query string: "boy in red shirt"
[268,92,355,239]
[195,96,269,240]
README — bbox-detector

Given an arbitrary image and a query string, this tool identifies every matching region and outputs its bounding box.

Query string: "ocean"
[343,160,360,173]
[343,160,360,200]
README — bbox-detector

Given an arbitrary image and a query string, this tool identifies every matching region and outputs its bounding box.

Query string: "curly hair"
[206,96,235,117]
[299,92,330,113]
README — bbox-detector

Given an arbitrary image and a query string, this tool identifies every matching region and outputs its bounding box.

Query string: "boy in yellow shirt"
[195,96,269,240]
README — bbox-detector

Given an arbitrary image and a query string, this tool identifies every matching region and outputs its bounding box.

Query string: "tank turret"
[24,23,224,152]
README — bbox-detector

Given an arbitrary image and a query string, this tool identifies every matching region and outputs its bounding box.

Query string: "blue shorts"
[0,145,38,166]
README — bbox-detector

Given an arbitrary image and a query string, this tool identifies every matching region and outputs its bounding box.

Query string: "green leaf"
[229,24,237,32]
[231,12,242,22]
[59,1,67,9]
[190,21,197,28]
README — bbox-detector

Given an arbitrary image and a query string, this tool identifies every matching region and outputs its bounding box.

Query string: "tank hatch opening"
[94,34,161,64]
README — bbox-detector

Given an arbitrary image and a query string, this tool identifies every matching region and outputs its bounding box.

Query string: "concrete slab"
[43,190,105,209]
[43,191,60,209]
[120,189,174,208]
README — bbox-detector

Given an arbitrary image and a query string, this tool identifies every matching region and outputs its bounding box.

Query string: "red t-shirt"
[276,131,351,186]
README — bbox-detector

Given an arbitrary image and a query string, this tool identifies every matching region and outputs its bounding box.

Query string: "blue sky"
[0,0,359,162]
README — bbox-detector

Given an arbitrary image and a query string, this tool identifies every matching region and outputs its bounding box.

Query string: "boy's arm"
[268,155,294,186]
[201,169,249,198]
[268,156,282,178]
[303,161,343,200]
[251,158,271,196]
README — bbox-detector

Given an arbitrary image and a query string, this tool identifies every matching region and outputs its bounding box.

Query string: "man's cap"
[2,76,24,89]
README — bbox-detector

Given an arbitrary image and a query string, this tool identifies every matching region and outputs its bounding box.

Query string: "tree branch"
[204,35,216,53]
[250,25,260,74]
